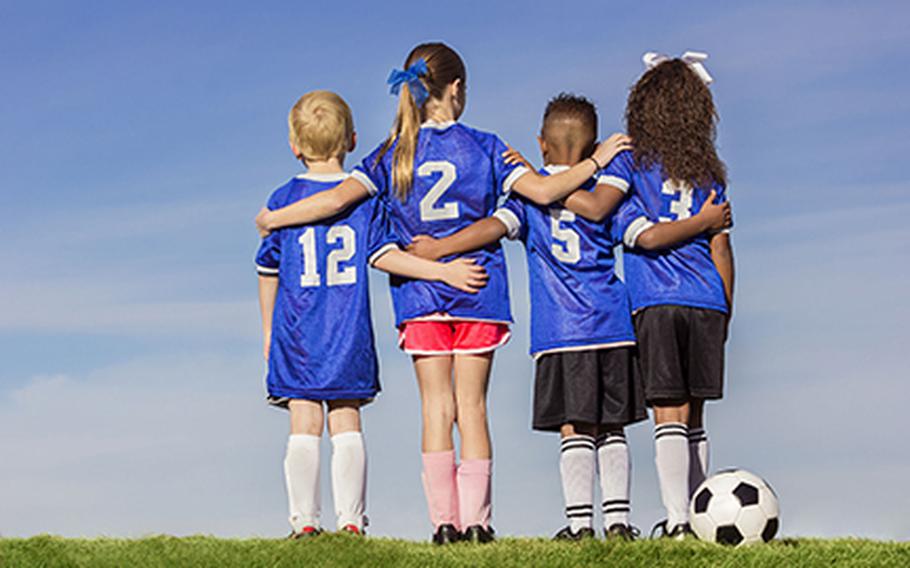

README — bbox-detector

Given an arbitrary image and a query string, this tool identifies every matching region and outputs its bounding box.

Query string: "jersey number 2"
[298,225,356,287]
[550,207,580,264]
[418,161,459,221]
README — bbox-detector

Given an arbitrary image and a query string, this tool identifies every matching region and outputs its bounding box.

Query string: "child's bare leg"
[413,355,459,529]
[285,399,325,533]
[686,398,709,496]
[414,355,456,452]
[327,400,366,532]
[453,352,494,530]
[652,401,690,530]
[453,353,493,459]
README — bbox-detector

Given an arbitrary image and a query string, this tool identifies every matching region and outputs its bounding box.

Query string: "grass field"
[2,534,909,567]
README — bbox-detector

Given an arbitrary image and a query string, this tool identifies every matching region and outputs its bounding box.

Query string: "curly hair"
[626,59,726,188]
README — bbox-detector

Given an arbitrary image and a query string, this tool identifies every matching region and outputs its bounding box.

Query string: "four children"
[255,45,734,543]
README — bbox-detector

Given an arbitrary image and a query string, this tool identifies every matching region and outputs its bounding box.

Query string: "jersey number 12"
[298,226,357,287]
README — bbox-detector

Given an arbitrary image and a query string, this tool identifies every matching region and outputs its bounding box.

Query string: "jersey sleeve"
[492,136,531,195]
[255,189,286,277]
[366,196,399,266]
[492,194,527,241]
[351,144,388,198]
[612,194,654,248]
[596,150,634,194]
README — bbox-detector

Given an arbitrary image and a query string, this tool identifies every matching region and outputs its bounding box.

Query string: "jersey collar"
[295,171,350,182]
[421,119,456,130]
[543,164,570,174]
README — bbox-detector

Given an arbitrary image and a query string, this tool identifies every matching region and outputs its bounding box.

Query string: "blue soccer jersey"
[492,165,636,356]
[255,172,398,402]
[606,151,730,314]
[352,121,529,327]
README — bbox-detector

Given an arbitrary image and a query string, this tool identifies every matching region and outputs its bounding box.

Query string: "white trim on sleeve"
[256,264,279,276]
[492,208,522,240]
[502,165,531,194]
[623,216,655,248]
[596,175,630,193]
[368,243,399,266]
[351,169,380,196]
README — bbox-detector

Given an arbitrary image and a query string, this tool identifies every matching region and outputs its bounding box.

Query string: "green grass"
[1,534,908,567]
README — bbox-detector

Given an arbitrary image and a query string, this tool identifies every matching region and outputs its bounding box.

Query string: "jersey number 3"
[418,161,459,222]
[298,225,356,287]
[659,180,694,222]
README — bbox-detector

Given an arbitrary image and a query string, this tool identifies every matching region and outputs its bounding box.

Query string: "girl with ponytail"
[256,42,630,543]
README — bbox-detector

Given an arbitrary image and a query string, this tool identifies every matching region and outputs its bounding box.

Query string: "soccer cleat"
[650,519,692,540]
[340,524,363,536]
[432,523,461,545]
[462,524,496,544]
[604,523,640,541]
[553,526,596,541]
[288,526,322,539]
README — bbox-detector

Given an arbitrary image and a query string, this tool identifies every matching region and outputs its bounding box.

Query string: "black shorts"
[633,305,727,405]
[532,346,646,432]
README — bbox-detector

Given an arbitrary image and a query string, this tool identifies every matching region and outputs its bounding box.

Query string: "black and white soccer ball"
[689,469,779,546]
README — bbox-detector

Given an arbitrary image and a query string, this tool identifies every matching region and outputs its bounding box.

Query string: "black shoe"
[650,519,692,540]
[605,523,640,541]
[553,526,596,541]
[432,523,461,545]
[462,524,495,544]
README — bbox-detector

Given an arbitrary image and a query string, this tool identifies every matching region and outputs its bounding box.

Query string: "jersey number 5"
[418,161,459,222]
[550,207,580,264]
[298,225,357,287]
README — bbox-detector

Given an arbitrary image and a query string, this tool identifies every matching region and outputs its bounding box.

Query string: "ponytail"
[377,43,466,202]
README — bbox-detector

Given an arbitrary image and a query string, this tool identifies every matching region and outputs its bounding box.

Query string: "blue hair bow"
[387,59,429,106]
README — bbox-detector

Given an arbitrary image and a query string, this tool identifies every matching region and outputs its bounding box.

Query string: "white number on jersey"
[298,228,321,287]
[418,161,459,221]
[326,225,357,286]
[659,180,694,222]
[298,225,357,287]
[549,206,581,264]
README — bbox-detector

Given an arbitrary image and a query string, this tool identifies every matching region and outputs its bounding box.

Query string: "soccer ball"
[689,469,779,546]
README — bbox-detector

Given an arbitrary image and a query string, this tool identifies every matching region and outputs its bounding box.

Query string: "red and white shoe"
[288,526,322,539]
[341,524,364,536]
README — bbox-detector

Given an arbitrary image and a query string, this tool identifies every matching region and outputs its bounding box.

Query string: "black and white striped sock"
[560,435,596,531]
[597,431,631,528]
[688,427,709,497]
[654,422,689,528]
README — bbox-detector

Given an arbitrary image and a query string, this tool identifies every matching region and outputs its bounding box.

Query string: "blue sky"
[1,0,908,540]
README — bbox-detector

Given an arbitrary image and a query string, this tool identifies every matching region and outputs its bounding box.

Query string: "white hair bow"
[642,51,713,85]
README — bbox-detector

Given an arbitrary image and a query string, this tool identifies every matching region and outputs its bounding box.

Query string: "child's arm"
[634,191,731,250]
[255,177,371,236]
[371,249,489,293]
[257,276,278,361]
[509,134,631,205]
[562,184,626,222]
[406,217,508,261]
[710,232,735,313]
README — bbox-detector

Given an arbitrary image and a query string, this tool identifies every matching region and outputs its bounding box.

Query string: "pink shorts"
[399,320,511,356]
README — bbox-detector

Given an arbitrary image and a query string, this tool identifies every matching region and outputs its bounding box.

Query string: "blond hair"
[288,90,354,163]
[377,43,466,200]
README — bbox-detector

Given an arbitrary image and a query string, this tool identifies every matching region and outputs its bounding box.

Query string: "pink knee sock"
[421,450,459,529]
[457,458,492,529]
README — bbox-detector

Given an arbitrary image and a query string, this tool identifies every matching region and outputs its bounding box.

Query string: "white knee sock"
[688,428,709,497]
[654,422,689,528]
[597,432,631,528]
[331,431,367,531]
[285,434,321,532]
[560,435,596,532]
